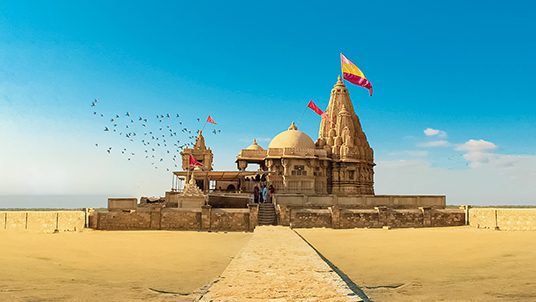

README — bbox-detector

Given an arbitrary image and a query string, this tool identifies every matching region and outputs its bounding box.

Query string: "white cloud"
[418,140,450,148]
[456,139,498,167]
[456,139,497,152]
[424,128,447,138]
[419,128,449,148]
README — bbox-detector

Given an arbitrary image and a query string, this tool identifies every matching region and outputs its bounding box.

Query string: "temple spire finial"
[288,121,298,130]
[335,75,345,87]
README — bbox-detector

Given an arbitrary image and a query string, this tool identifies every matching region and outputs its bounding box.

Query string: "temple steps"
[257,202,277,225]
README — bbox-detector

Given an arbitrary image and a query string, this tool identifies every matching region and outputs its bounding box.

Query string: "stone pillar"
[420,207,432,227]
[330,206,341,229]
[150,208,162,230]
[201,205,212,231]
[375,206,388,228]
[278,205,290,226]
[248,203,259,232]
[460,205,471,225]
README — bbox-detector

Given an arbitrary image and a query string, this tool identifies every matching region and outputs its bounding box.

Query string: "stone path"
[199,226,366,302]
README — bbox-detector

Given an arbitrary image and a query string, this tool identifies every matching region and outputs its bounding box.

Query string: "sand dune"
[0,230,251,302]
[298,226,536,301]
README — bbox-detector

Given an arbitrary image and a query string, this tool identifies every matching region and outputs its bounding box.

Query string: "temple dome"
[245,139,264,151]
[268,122,316,149]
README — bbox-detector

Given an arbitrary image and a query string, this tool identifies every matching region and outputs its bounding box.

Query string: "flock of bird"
[91,99,221,172]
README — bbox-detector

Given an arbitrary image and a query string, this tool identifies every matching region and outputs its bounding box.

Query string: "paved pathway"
[199,226,365,302]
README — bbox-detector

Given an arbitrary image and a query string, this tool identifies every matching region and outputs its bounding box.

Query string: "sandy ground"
[0,230,251,302]
[298,226,536,302]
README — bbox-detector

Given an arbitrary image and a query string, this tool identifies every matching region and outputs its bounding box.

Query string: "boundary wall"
[469,208,536,231]
[0,210,86,232]
[277,205,465,228]
[92,206,256,232]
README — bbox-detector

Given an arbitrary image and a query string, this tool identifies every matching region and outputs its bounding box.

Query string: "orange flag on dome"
[340,53,373,96]
[207,115,217,124]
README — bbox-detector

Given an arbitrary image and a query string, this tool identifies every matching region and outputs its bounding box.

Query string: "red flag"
[207,115,217,124]
[307,100,324,116]
[308,100,331,123]
[189,154,203,167]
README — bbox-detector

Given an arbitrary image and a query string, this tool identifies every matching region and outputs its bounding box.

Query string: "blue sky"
[1,1,535,206]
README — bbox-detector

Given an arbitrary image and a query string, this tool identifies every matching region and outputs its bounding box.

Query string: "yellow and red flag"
[340,53,373,96]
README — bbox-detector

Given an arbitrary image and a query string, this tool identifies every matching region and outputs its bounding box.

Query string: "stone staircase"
[258,203,277,225]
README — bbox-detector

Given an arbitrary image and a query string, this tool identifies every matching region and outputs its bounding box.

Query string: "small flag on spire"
[207,115,217,125]
[307,100,331,123]
[340,53,373,96]
[189,154,203,167]
[307,100,324,116]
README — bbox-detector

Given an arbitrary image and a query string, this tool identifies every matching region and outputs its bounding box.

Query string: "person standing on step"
[254,185,260,203]
[259,184,264,203]
[261,184,268,204]
[269,184,275,203]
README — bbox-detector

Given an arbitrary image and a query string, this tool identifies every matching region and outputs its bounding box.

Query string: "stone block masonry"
[279,206,465,229]
[469,208,536,231]
[200,226,366,301]
[0,210,86,232]
[93,206,253,232]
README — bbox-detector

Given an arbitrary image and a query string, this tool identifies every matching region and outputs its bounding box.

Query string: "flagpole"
[340,52,344,83]
[186,158,190,191]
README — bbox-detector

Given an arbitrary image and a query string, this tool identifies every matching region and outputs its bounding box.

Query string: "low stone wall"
[161,209,202,230]
[0,210,86,232]
[92,206,253,232]
[274,194,446,209]
[210,209,250,231]
[277,206,465,229]
[290,209,332,228]
[469,208,536,231]
[108,198,137,211]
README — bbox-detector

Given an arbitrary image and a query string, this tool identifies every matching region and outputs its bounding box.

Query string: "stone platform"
[200,226,367,302]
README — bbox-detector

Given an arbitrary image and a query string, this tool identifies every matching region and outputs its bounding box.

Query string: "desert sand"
[0,230,251,302]
[298,226,536,301]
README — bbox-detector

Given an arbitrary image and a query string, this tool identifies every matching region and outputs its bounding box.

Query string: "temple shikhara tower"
[317,75,375,195]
